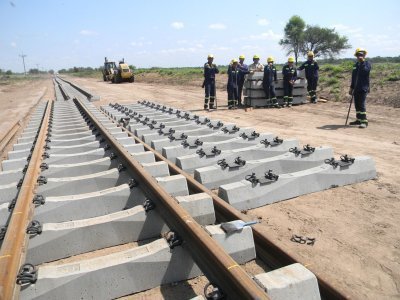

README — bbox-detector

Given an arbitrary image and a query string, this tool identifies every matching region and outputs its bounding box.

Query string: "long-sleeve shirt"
[263,64,277,85]
[282,64,297,83]
[237,63,249,83]
[351,60,371,93]
[248,62,264,72]
[227,67,245,89]
[203,63,219,83]
[298,59,319,79]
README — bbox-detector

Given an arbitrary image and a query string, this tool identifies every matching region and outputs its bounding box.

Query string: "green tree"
[302,25,351,58]
[29,68,39,74]
[279,15,306,64]
[5,70,12,75]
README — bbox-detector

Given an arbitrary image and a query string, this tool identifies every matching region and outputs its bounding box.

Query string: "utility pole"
[19,53,27,76]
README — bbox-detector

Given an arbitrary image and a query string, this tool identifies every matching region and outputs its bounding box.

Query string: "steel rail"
[74,98,269,300]
[0,100,52,300]
[0,122,21,155]
[109,104,349,300]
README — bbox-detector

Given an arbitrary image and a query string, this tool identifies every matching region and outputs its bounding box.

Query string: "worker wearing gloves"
[262,56,279,108]
[203,54,219,110]
[298,51,319,103]
[227,59,248,109]
[282,57,297,107]
[237,55,249,107]
[349,48,371,128]
[248,55,264,72]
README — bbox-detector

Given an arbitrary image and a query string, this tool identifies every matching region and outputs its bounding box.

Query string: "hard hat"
[354,48,367,57]
[267,56,274,63]
[207,54,214,59]
[253,55,260,59]
[239,55,245,59]
[288,57,295,63]
[232,59,238,63]
[307,51,314,57]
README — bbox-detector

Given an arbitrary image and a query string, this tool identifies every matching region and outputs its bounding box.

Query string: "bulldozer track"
[0,77,361,299]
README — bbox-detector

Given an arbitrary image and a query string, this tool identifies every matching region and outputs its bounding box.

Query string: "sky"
[1,0,399,72]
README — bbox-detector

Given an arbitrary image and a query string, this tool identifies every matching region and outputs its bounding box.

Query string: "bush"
[326,77,339,86]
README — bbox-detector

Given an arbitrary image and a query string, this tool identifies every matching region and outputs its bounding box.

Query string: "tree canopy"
[279,15,306,64]
[280,16,351,63]
[302,25,351,58]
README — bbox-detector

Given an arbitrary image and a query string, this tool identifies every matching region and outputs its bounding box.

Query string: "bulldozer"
[102,57,134,83]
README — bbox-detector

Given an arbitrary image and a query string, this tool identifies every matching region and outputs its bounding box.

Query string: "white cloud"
[79,30,98,36]
[171,22,184,29]
[247,30,282,41]
[159,47,198,54]
[209,23,226,30]
[10,42,16,47]
[332,24,363,34]
[130,41,152,47]
[131,41,143,47]
[257,19,269,26]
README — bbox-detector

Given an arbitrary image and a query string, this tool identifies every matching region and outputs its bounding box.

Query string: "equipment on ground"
[102,57,134,83]
[220,220,258,233]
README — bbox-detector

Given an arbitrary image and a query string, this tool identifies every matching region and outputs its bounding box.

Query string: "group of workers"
[202,47,370,129]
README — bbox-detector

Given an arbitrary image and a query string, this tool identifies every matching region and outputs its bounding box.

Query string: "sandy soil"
[0,77,54,164]
[1,76,399,299]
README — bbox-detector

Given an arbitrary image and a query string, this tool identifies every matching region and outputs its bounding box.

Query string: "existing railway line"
[0,77,376,299]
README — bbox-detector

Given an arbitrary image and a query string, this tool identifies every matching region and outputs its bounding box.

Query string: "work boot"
[359,123,368,129]
[228,105,233,110]
[209,104,214,110]
[204,104,208,110]
[349,120,361,126]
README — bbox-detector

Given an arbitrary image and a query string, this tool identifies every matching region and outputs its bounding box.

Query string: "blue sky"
[1,0,399,72]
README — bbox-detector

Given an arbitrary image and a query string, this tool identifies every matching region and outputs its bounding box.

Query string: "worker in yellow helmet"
[237,55,249,107]
[263,56,279,108]
[227,59,248,109]
[282,57,297,107]
[203,54,219,110]
[298,51,319,103]
[249,55,264,72]
[348,48,371,128]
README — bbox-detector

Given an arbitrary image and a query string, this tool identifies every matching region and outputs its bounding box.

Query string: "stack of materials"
[244,70,307,107]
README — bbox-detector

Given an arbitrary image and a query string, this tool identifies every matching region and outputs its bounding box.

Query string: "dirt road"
[1,76,399,299]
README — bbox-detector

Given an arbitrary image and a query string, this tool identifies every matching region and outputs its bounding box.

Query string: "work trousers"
[227,85,239,108]
[204,80,216,108]
[263,83,277,104]
[354,91,368,123]
[238,80,245,105]
[283,82,294,104]
[307,77,318,102]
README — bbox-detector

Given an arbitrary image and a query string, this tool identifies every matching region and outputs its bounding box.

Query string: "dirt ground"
[1,76,399,299]
[0,77,54,163]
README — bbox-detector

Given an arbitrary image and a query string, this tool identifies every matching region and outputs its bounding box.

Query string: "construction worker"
[227,59,247,109]
[349,48,371,128]
[249,55,264,72]
[263,56,279,108]
[203,54,219,110]
[298,51,319,103]
[237,55,249,106]
[282,57,297,107]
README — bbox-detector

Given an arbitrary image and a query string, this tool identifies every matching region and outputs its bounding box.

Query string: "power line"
[19,53,27,76]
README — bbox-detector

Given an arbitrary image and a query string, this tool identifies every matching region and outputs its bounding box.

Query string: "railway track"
[0,77,376,299]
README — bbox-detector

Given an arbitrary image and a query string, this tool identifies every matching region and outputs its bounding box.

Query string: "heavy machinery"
[102,57,134,83]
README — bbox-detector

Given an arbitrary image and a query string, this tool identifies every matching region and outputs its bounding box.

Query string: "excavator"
[102,57,134,83]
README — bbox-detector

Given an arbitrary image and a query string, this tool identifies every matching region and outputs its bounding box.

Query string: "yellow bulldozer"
[102,57,134,83]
